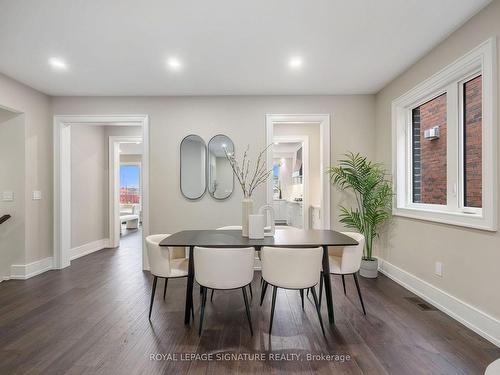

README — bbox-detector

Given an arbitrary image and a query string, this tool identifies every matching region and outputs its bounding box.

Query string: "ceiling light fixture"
[167,57,182,71]
[288,56,303,70]
[49,57,68,71]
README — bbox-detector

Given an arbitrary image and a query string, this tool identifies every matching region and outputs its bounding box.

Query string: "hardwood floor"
[0,230,498,374]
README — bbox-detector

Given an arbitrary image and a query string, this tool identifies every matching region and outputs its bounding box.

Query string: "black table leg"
[322,245,335,324]
[184,246,194,325]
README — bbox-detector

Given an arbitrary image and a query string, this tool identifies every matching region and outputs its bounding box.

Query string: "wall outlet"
[2,191,14,201]
[32,190,42,200]
[435,261,443,277]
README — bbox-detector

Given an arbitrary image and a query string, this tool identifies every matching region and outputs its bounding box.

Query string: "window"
[392,39,496,230]
[463,75,482,208]
[412,93,448,205]
[120,164,141,204]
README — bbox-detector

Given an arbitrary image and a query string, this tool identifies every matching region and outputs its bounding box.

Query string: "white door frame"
[53,115,149,270]
[271,135,309,229]
[108,136,143,249]
[265,114,331,229]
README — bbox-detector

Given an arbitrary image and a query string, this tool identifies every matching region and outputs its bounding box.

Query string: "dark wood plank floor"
[0,230,498,375]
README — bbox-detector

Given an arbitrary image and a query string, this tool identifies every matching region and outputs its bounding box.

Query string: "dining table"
[159,229,359,326]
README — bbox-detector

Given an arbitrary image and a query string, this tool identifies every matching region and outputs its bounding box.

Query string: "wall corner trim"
[10,257,54,280]
[379,258,500,348]
[70,238,110,261]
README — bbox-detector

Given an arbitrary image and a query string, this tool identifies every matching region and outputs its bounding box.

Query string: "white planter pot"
[359,258,378,278]
[241,198,254,237]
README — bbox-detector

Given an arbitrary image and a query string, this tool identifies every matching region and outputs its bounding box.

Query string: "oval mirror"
[180,134,207,200]
[208,134,234,200]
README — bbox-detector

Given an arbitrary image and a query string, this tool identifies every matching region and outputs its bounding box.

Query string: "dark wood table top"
[159,229,358,248]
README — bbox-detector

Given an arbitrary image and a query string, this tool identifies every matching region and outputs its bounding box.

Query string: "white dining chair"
[216,225,255,299]
[260,246,325,335]
[317,232,367,315]
[194,246,255,336]
[145,234,190,320]
[485,359,500,374]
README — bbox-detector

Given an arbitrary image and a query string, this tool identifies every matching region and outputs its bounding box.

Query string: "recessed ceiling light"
[167,57,182,71]
[48,57,68,71]
[288,56,303,70]
[274,142,279,145]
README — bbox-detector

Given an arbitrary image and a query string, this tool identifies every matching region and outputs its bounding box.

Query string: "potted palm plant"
[328,152,392,278]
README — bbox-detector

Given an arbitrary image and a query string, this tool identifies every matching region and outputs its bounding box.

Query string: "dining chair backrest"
[335,232,365,274]
[194,247,255,289]
[261,246,322,289]
[146,234,171,278]
[216,226,242,230]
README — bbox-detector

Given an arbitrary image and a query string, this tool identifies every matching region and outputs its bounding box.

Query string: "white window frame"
[392,38,497,231]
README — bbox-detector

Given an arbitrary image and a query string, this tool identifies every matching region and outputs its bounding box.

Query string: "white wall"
[52,95,376,234]
[121,154,142,163]
[0,111,25,278]
[0,73,51,269]
[375,0,500,320]
[70,125,107,248]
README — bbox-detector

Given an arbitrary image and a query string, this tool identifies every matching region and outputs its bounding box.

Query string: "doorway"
[271,137,309,229]
[53,115,149,270]
[266,114,331,230]
[0,106,24,281]
[110,137,143,247]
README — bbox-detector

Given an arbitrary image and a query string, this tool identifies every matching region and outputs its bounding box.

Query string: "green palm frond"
[328,152,393,260]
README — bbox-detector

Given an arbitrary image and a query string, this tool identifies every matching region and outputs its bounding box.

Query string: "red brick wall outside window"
[412,94,447,205]
[463,75,482,208]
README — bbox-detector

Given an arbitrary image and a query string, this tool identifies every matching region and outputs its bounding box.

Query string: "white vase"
[241,198,254,237]
[248,214,264,239]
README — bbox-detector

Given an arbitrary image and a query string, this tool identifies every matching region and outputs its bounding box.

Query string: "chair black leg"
[199,287,208,336]
[310,287,326,336]
[260,280,268,306]
[248,283,253,299]
[307,288,310,297]
[163,278,168,300]
[242,287,253,336]
[353,273,366,315]
[319,272,324,308]
[341,274,346,295]
[210,288,214,302]
[148,276,158,320]
[269,286,278,334]
[300,289,304,309]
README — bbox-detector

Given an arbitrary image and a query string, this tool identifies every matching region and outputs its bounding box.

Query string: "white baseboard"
[10,257,54,280]
[70,238,110,261]
[379,258,500,348]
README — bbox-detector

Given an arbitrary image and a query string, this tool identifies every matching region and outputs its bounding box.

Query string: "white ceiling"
[0,0,490,96]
